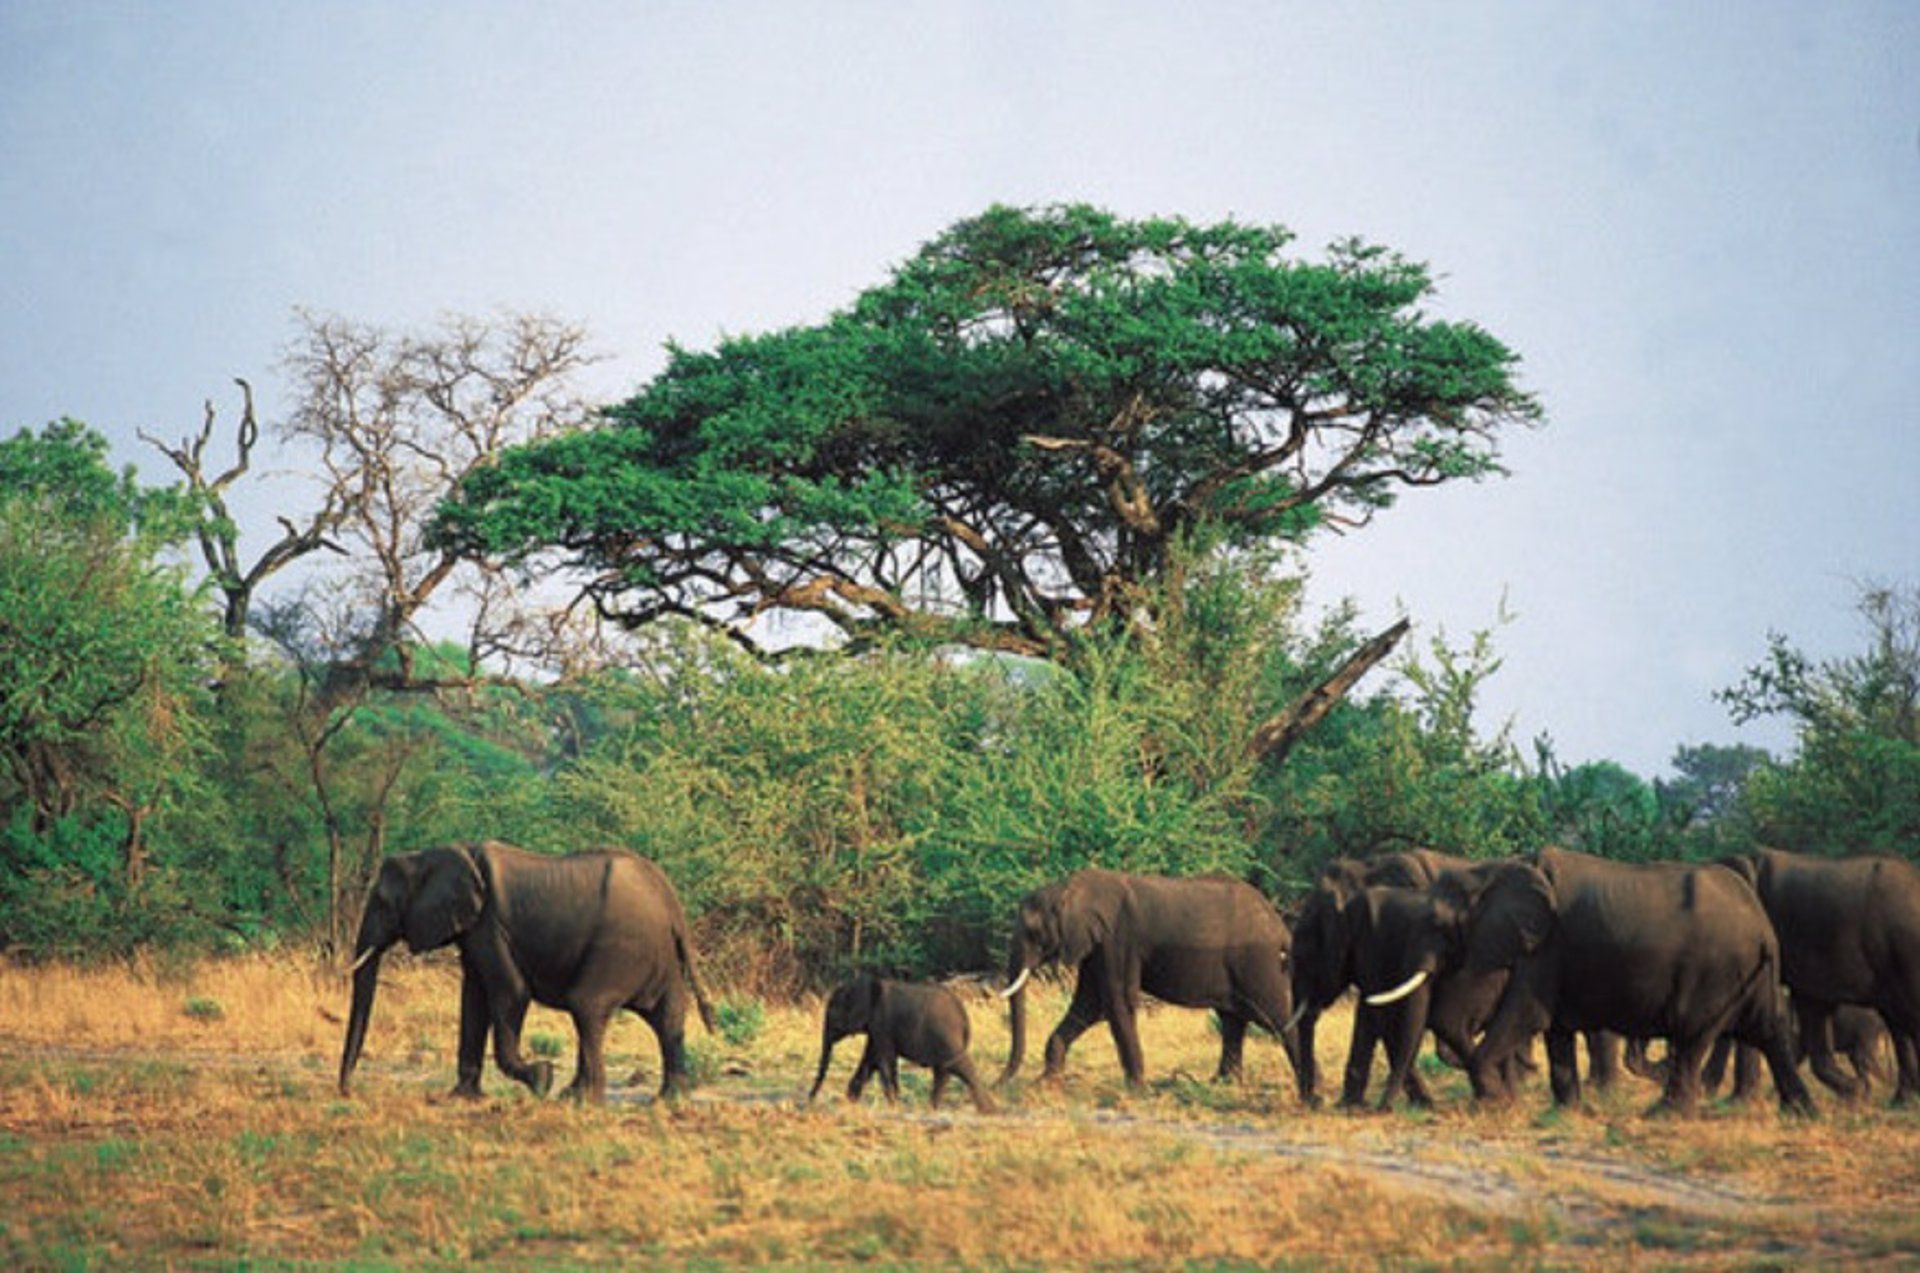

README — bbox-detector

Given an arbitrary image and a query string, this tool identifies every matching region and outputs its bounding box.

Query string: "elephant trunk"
[337,904,396,1096]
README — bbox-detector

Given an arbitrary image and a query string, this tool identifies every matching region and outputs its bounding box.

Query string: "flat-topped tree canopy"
[437,204,1541,661]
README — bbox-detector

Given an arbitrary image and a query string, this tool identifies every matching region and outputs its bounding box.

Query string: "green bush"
[713,998,766,1049]
[183,996,224,1022]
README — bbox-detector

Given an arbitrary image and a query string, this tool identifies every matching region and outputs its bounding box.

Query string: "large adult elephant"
[1719,848,1920,1104]
[1462,847,1813,1115]
[338,841,716,1101]
[996,869,1303,1092]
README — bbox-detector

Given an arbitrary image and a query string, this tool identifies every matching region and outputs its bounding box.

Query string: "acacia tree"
[441,205,1539,755]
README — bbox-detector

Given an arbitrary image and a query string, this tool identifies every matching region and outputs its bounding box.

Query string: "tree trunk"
[1246,619,1411,765]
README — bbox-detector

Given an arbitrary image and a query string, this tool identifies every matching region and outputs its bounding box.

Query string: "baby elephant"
[809,973,994,1113]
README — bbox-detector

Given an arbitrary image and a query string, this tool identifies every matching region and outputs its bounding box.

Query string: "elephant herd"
[337,840,1920,1121]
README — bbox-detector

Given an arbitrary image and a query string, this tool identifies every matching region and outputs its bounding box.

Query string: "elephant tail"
[676,926,718,1035]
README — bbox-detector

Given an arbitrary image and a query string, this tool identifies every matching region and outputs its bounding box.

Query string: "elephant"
[1325,883,1482,1109]
[338,841,716,1102]
[996,869,1303,1093]
[1718,848,1920,1104]
[1287,850,1608,1108]
[1461,847,1814,1115]
[809,973,993,1112]
[1287,851,1476,1106]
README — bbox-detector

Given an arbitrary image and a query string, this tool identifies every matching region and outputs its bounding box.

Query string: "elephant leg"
[564,1007,611,1103]
[1546,1027,1581,1108]
[847,1040,877,1102]
[929,1067,950,1108]
[1340,1008,1382,1108]
[1699,1034,1732,1095]
[1105,984,1147,1089]
[1585,1031,1620,1091]
[1469,984,1551,1103]
[1294,1010,1323,1108]
[1797,998,1861,1100]
[1042,972,1104,1080]
[1855,1025,1895,1093]
[1727,1042,1763,1103]
[1881,1006,1920,1106]
[1215,1013,1249,1083]
[1749,1020,1817,1117]
[488,992,552,1097]
[451,964,489,1098]
[641,998,692,1099]
[878,1046,902,1103]
[1378,1004,1432,1111]
[1653,1032,1713,1114]
[950,1056,995,1114]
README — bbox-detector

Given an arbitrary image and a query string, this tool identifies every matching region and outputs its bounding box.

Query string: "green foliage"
[1655,742,1770,858]
[0,812,217,958]
[441,203,1539,660]
[1719,582,1920,855]
[182,997,224,1022]
[1264,616,1544,887]
[0,433,223,952]
[0,419,192,544]
[713,998,766,1049]
[1527,746,1665,862]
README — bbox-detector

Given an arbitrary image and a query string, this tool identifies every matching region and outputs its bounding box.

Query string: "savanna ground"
[2,957,1918,1268]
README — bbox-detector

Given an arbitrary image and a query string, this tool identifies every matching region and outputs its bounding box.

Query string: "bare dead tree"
[140,379,348,656]
[279,310,601,692]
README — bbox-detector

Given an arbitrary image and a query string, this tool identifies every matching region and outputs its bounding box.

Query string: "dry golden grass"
[3,953,1919,1267]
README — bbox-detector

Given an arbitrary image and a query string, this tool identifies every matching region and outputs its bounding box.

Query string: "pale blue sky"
[2,3,1915,773]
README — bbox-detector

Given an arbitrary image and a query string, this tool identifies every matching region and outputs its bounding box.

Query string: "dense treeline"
[2,207,1913,985]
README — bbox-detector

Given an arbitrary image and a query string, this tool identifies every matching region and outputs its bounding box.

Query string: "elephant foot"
[448,1081,484,1101]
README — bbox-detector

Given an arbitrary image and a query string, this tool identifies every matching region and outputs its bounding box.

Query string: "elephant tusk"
[1364,969,1429,1006]
[999,966,1032,999]
[348,947,378,974]
[1282,1001,1309,1033]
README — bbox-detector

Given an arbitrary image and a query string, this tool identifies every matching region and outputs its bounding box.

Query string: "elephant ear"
[1339,890,1379,955]
[1465,864,1556,974]
[1716,855,1760,890]
[403,847,485,952]
[1056,876,1116,967]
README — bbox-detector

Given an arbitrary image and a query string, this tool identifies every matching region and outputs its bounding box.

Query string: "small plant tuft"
[527,1031,565,1059]
[182,996,224,1022]
[714,998,766,1048]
